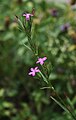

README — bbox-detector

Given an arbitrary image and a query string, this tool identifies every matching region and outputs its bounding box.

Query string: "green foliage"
[0,0,76,120]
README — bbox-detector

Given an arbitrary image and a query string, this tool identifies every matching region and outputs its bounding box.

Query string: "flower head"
[51,9,58,17]
[23,13,33,21]
[60,23,70,32]
[29,67,40,76]
[36,57,47,65]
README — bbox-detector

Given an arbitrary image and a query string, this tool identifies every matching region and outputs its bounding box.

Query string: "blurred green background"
[0,0,76,120]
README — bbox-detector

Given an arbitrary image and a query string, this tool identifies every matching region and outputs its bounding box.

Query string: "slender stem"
[39,71,48,84]
[39,72,76,119]
[50,96,69,113]
[50,85,76,120]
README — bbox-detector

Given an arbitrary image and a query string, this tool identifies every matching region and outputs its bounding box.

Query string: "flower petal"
[31,72,35,76]
[30,68,34,71]
[29,71,35,76]
[40,62,44,65]
[23,14,26,16]
[43,57,47,61]
[29,72,32,75]
[36,60,40,64]
[35,69,40,72]
[35,67,38,70]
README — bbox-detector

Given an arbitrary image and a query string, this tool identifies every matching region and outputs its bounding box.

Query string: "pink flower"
[23,13,33,21]
[29,67,40,76]
[36,57,47,65]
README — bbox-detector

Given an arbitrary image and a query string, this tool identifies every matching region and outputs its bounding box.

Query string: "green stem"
[51,87,76,120]
[39,71,48,84]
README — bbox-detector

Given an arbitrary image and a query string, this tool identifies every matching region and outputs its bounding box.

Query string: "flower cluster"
[29,57,47,76]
